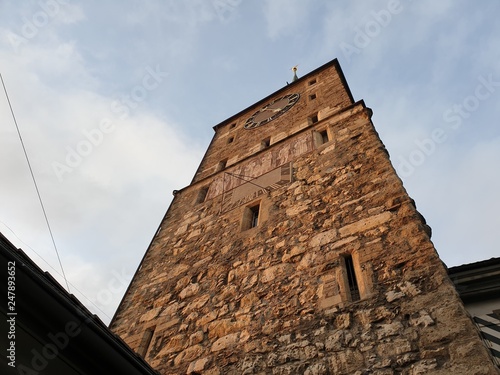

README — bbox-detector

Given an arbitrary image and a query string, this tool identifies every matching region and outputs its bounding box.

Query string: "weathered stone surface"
[207,318,246,339]
[211,333,240,352]
[338,211,392,238]
[304,362,328,375]
[261,264,293,283]
[286,202,311,216]
[386,290,405,302]
[410,359,438,374]
[240,291,260,311]
[211,331,250,352]
[179,283,201,300]
[139,307,162,322]
[327,349,364,373]
[187,356,210,374]
[157,334,187,356]
[189,330,204,346]
[310,229,338,248]
[409,310,434,327]
[196,310,217,329]
[174,344,203,366]
[281,245,306,262]
[325,330,345,351]
[184,294,210,312]
[376,321,404,339]
[376,338,413,356]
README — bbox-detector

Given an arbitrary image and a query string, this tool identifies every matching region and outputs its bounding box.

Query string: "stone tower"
[110,59,498,374]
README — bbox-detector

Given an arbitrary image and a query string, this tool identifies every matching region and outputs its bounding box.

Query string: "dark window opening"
[319,130,329,144]
[344,254,360,302]
[229,123,236,129]
[309,93,317,100]
[217,159,228,171]
[261,137,271,149]
[309,113,319,124]
[314,129,330,147]
[250,205,259,228]
[137,327,155,357]
[242,203,260,231]
[196,186,209,204]
[228,136,234,144]
[309,79,317,86]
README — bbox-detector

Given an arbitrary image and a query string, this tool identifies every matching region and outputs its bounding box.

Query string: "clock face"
[244,93,300,130]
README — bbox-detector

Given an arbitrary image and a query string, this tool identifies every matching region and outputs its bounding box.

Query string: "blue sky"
[1,0,499,324]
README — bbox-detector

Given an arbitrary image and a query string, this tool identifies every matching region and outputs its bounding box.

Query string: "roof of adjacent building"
[448,257,500,303]
[0,232,159,374]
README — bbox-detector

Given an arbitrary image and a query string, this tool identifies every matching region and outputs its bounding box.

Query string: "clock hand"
[262,107,282,112]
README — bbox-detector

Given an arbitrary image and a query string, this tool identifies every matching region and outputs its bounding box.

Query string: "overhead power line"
[1,72,70,292]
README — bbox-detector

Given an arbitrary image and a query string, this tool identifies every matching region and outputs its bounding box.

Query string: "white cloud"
[0,7,205,323]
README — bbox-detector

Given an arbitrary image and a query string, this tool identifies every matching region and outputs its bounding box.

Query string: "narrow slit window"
[196,186,209,204]
[344,255,360,302]
[227,136,234,144]
[229,123,236,129]
[137,327,155,358]
[250,205,259,228]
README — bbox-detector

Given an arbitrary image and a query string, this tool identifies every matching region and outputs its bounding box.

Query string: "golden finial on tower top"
[291,65,299,81]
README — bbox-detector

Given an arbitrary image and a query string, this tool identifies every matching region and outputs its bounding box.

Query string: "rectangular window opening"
[229,123,236,129]
[344,254,360,302]
[227,136,234,144]
[319,129,329,144]
[261,137,271,149]
[250,205,259,228]
[309,93,317,101]
[217,159,228,171]
[314,129,330,147]
[309,79,317,86]
[309,113,319,124]
[196,186,209,204]
[242,203,260,231]
[137,327,155,358]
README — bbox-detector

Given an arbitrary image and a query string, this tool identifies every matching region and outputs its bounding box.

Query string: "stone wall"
[110,60,499,374]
